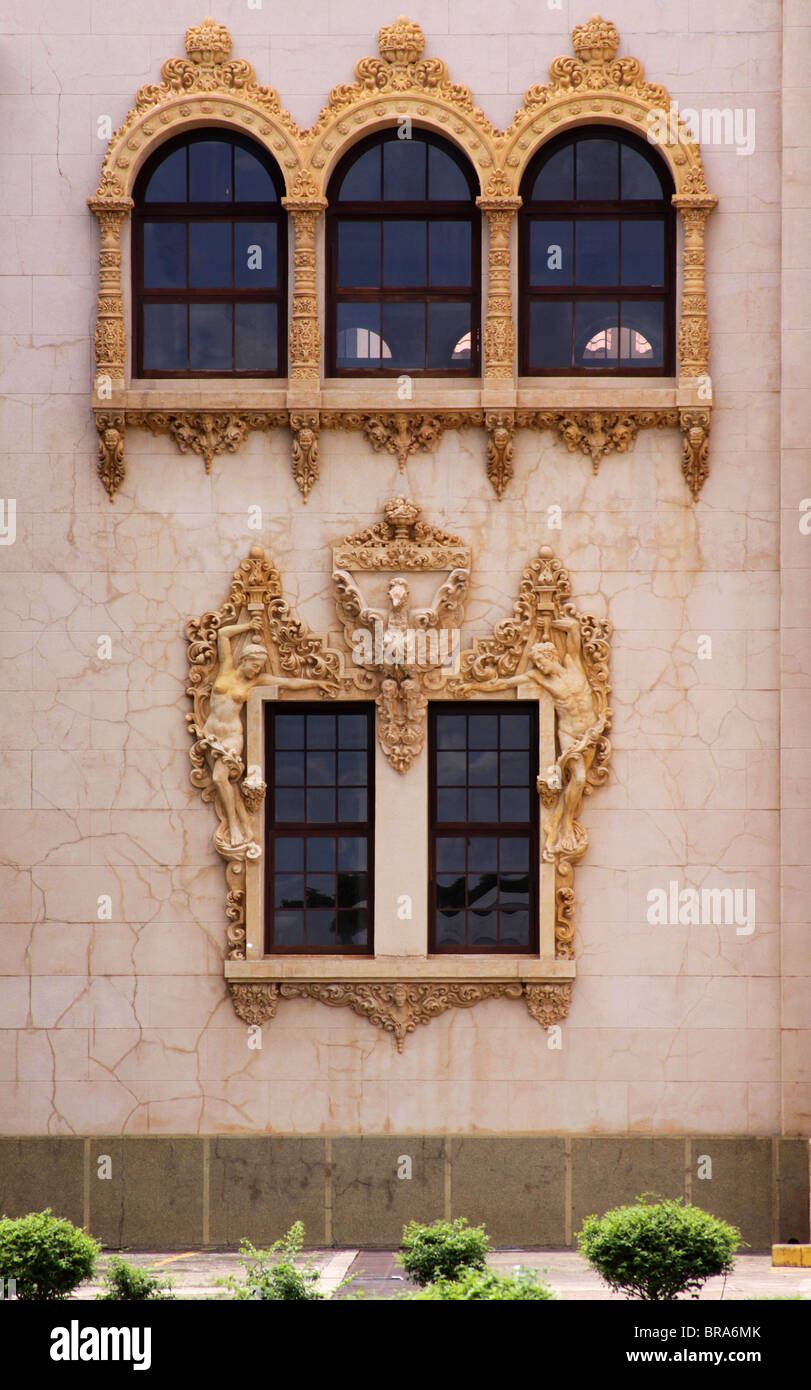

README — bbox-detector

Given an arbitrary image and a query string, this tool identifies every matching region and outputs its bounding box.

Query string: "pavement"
[71,1249,811,1300]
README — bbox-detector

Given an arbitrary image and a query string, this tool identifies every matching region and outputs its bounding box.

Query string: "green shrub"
[411,1266,555,1300]
[577,1196,741,1301]
[97,1257,175,1301]
[399,1218,489,1287]
[0,1209,99,1301]
[225,1222,324,1301]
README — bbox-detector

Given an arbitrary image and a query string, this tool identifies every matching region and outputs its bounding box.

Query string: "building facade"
[0,2,808,1249]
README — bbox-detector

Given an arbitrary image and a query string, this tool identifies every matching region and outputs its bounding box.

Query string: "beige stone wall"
[0,1,806,1138]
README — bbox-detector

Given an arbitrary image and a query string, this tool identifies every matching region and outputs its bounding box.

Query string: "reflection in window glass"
[575,220,619,286]
[528,300,572,369]
[531,143,573,201]
[338,221,380,287]
[576,301,619,365]
[620,220,664,286]
[428,221,471,286]
[143,223,186,288]
[427,303,471,369]
[189,140,232,201]
[189,303,232,370]
[338,145,381,201]
[621,143,663,199]
[576,139,619,199]
[382,302,425,370]
[383,138,426,200]
[189,222,231,288]
[383,220,426,286]
[428,143,470,199]
[234,303,277,371]
[144,146,186,202]
[142,303,186,370]
[234,145,277,201]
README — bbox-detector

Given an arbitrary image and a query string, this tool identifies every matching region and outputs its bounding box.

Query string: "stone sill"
[226,956,576,983]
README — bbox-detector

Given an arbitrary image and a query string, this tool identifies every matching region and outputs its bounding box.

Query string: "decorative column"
[282,170,327,383]
[672,192,717,380]
[88,172,133,392]
[477,171,521,382]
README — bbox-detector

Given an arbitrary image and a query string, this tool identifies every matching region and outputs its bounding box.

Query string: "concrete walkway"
[71,1250,811,1301]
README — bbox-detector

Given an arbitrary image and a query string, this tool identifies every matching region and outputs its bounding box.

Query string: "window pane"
[529,220,572,286]
[338,221,380,287]
[436,911,465,945]
[307,714,335,749]
[621,143,664,199]
[338,750,366,784]
[338,836,366,870]
[381,302,425,370]
[437,751,467,785]
[427,303,471,370]
[306,750,335,785]
[275,837,304,870]
[468,749,498,785]
[470,911,498,945]
[436,714,466,749]
[276,714,304,748]
[234,145,277,201]
[338,871,367,908]
[274,910,305,944]
[576,138,619,199]
[500,837,528,871]
[275,750,304,785]
[307,787,336,822]
[437,788,466,821]
[307,837,335,871]
[189,302,232,370]
[469,838,498,871]
[428,221,471,285]
[338,787,366,821]
[621,219,664,286]
[428,144,470,199]
[619,301,664,367]
[144,148,187,202]
[436,837,466,871]
[275,874,304,909]
[383,138,426,200]
[531,144,573,200]
[383,221,426,286]
[575,301,619,366]
[500,786,529,821]
[337,302,382,367]
[528,300,572,369]
[307,910,336,946]
[142,303,186,370]
[338,715,368,749]
[468,714,498,748]
[234,303,278,372]
[189,222,232,288]
[275,788,305,821]
[500,713,530,749]
[234,222,278,288]
[469,788,498,821]
[500,909,530,945]
[575,220,618,285]
[306,874,335,908]
[143,222,186,288]
[144,146,187,202]
[189,140,232,201]
[338,145,381,201]
[500,750,527,783]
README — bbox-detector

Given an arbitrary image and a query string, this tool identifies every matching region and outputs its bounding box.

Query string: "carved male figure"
[199,621,328,850]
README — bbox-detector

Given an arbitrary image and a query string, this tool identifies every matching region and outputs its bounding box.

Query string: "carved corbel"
[524,981,572,1027]
[127,410,288,475]
[679,407,711,500]
[484,409,515,497]
[283,170,327,381]
[289,411,320,500]
[477,173,521,381]
[95,411,126,501]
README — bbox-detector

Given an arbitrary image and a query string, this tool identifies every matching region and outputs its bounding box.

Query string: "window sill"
[226,956,574,982]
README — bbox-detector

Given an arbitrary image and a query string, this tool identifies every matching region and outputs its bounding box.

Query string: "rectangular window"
[264,703,374,954]
[429,703,539,953]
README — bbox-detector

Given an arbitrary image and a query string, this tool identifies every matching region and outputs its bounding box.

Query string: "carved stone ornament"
[449,544,612,960]
[228,979,572,1051]
[90,16,716,502]
[333,496,472,772]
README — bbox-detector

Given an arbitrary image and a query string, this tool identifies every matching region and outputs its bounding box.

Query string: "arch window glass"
[327,131,480,375]
[133,132,286,377]
[519,129,675,375]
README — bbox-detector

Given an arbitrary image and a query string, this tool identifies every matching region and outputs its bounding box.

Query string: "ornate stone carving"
[672,195,717,379]
[679,407,711,500]
[322,410,484,472]
[450,543,611,954]
[289,411,320,499]
[130,410,280,474]
[279,980,525,1052]
[229,982,279,1025]
[332,497,471,771]
[477,176,521,380]
[524,981,572,1028]
[186,543,345,955]
[283,172,327,381]
[95,413,127,501]
[517,408,680,474]
[485,410,515,497]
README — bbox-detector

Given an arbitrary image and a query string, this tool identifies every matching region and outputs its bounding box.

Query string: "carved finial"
[383,495,421,538]
[571,13,619,64]
[377,15,425,66]
[249,544,265,559]
[185,16,232,66]
[538,545,554,559]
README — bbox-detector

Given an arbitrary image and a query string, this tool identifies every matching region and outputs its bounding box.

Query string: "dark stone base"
[0,1136,806,1251]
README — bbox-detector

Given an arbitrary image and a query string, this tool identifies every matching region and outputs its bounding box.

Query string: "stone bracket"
[96,405,707,501]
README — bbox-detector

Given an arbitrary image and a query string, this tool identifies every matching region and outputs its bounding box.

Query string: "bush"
[226,1222,324,1301]
[399,1218,489,1287]
[0,1209,99,1301]
[410,1266,555,1301]
[97,1257,175,1301]
[577,1196,741,1301]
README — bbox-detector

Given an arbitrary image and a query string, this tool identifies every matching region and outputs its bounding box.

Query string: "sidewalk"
[73,1250,811,1301]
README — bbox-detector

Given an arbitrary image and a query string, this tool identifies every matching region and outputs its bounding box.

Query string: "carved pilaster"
[672,194,717,380]
[283,171,327,381]
[477,174,521,381]
[289,411,320,500]
[88,174,133,390]
[95,411,126,501]
[679,407,711,500]
[484,410,515,498]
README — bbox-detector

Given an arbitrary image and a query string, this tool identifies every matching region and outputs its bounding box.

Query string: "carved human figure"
[474,616,604,857]
[199,621,329,850]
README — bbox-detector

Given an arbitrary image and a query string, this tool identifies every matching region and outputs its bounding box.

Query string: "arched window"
[519,128,675,375]
[133,131,286,377]
[326,130,480,376]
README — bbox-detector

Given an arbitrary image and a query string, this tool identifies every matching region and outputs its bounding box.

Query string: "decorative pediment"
[332,495,471,572]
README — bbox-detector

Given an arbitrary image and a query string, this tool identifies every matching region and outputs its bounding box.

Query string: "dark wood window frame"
[326,129,481,377]
[263,701,375,956]
[518,127,676,377]
[132,129,287,379]
[428,701,540,955]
